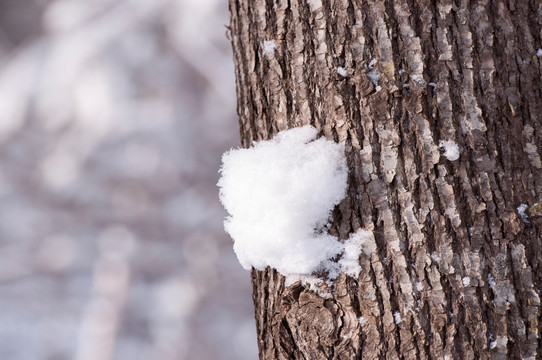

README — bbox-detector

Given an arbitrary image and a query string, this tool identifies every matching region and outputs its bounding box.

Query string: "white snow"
[487,273,496,288]
[394,311,402,325]
[366,69,380,92]
[262,40,277,56]
[489,341,497,349]
[537,48,542,57]
[366,58,381,91]
[411,74,426,86]
[306,0,323,11]
[438,140,460,161]
[337,229,372,277]
[218,126,353,281]
[358,316,366,327]
[517,203,530,224]
[337,66,348,77]
[462,276,471,287]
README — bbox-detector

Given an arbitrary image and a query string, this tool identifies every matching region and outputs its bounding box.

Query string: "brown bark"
[228,0,542,358]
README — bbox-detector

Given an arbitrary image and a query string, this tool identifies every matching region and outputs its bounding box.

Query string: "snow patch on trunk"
[218,126,371,284]
[438,139,460,161]
[262,40,277,56]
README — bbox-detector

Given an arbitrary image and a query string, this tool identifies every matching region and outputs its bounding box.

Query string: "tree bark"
[228,0,542,358]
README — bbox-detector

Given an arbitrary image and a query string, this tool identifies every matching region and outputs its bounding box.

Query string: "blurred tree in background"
[0,1,256,359]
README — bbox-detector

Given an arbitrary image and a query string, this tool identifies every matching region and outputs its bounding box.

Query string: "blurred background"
[0,0,257,359]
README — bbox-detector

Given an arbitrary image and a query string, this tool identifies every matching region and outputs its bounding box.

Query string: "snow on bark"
[219,126,371,284]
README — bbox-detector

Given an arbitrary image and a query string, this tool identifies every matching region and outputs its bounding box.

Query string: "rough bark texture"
[228,0,542,358]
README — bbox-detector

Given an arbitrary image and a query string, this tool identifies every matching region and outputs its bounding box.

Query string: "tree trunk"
[227,0,542,358]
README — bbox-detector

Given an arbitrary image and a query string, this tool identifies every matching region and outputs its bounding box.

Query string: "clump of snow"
[358,316,366,327]
[337,66,348,77]
[366,69,381,92]
[366,59,381,92]
[338,229,372,277]
[438,140,460,161]
[537,48,542,57]
[394,311,402,325]
[462,276,471,287]
[428,82,437,95]
[488,333,496,349]
[487,273,496,288]
[219,126,354,281]
[262,40,277,56]
[411,74,426,86]
[517,203,530,224]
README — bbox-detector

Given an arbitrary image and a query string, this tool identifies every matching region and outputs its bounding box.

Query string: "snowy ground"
[0,1,257,359]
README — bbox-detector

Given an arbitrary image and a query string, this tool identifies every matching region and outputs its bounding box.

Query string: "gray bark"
[228,0,542,358]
